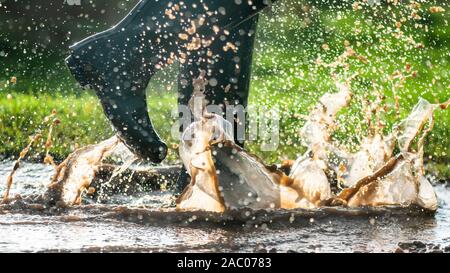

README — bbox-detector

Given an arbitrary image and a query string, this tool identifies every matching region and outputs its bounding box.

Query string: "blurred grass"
[247,0,450,166]
[0,92,112,161]
[0,90,181,162]
[0,1,449,177]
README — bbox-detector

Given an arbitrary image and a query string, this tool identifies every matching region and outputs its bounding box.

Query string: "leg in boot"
[175,16,259,193]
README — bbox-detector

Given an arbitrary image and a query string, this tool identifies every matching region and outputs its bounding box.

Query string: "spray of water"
[2,110,59,203]
[45,136,124,206]
[177,73,448,212]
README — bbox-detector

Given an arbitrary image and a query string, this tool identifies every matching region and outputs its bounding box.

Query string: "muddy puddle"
[0,161,449,253]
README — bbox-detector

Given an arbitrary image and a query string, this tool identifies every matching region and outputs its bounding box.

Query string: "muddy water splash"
[2,133,41,203]
[44,136,138,206]
[177,74,315,211]
[2,110,59,203]
[177,77,448,212]
[336,98,449,210]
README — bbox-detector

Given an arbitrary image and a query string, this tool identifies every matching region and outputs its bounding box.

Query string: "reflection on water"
[0,161,449,253]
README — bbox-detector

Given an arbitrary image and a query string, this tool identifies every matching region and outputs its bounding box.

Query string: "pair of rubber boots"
[66,0,274,190]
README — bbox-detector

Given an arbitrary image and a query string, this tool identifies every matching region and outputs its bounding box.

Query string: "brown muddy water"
[1,161,449,253]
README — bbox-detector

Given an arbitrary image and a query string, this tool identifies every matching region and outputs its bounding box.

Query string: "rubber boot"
[175,16,259,193]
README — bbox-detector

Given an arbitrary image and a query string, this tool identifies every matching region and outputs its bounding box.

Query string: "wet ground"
[0,161,449,253]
